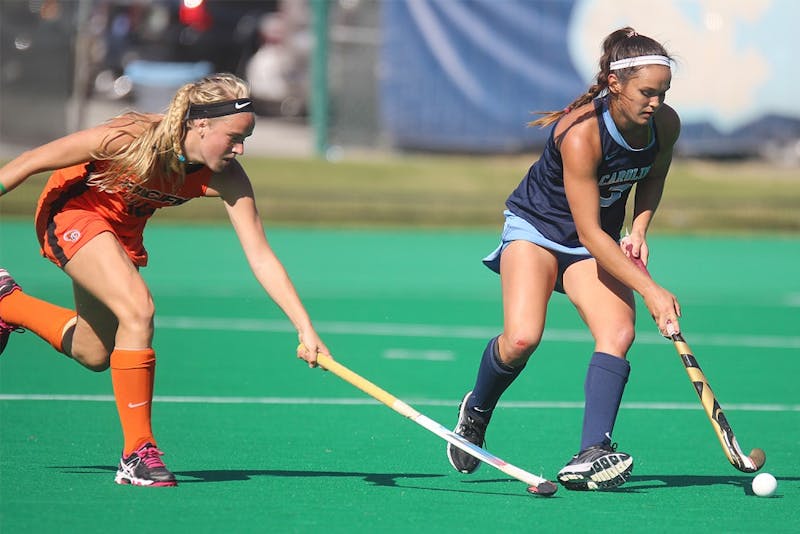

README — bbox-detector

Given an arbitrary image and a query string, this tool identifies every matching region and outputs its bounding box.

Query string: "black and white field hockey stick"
[627,248,766,473]
[301,347,558,496]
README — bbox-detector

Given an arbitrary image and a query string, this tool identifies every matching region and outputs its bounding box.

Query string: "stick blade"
[527,480,558,497]
[749,448,766,471]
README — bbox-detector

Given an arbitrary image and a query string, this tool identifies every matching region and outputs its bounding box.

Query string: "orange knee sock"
[110,348,157,456]
[0,289,76,353]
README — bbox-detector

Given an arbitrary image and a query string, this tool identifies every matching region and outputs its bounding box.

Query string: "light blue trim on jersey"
[601,105,655,151]
[482,210,591,274]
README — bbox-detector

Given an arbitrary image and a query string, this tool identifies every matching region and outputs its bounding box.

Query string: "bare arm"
[561,118,681,336]
[0,117,143,195]
[625,104,681,264]
[209,162,329,366]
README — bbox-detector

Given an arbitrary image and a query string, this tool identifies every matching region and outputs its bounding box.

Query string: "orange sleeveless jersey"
[35,162,213,267]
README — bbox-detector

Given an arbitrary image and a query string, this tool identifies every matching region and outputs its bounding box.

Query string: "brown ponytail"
[529,27,672,128]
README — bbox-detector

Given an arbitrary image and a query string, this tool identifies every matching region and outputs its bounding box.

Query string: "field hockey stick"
[302,347,558,496]
[625,247,766,473]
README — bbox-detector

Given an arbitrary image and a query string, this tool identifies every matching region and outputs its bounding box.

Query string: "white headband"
[609,55,671,70]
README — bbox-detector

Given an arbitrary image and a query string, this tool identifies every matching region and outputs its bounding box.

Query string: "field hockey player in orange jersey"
[0,73,329,487]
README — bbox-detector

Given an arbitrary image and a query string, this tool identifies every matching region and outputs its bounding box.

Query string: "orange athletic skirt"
[38,207,148,267]
[36,163,148,267]
[35,162,212,268]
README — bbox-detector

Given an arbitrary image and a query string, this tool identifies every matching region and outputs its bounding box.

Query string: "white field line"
[382,349,456,361]
[155,316,800,350]
[0,393,798,412]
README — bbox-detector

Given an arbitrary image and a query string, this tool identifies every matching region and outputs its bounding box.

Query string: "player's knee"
[72,350,111,372]
[501,331,541,364]
[618,323,636,348]
[116,293,155,333]
[600,324,635,354]
[84,359,110,372]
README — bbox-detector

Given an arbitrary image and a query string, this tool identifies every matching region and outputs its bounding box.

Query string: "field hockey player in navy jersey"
[447,27,682,491]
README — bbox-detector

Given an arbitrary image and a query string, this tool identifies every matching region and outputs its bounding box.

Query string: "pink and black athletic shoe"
[114,442,178,487]
[0,269,22,355]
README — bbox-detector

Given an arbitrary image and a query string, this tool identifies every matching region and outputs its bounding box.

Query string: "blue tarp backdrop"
[381,0,582,152]
[380,0,800,157]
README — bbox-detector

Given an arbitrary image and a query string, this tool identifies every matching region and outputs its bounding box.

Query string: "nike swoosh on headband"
[185,99,255,120]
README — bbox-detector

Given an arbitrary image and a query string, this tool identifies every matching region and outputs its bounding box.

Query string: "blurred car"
[88,0,280,104]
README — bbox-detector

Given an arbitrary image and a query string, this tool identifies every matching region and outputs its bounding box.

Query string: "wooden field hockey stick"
[302,347,558,496]
[626,247,766,473]
[667,333,765,472]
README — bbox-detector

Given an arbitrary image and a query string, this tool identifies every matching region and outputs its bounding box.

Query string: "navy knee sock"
[580,351,630,450]
[466,337,525,421]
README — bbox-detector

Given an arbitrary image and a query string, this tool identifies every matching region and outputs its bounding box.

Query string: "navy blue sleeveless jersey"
[506,95,659,248]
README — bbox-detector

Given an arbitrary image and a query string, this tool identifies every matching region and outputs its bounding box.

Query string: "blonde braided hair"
[88,73,250,194]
